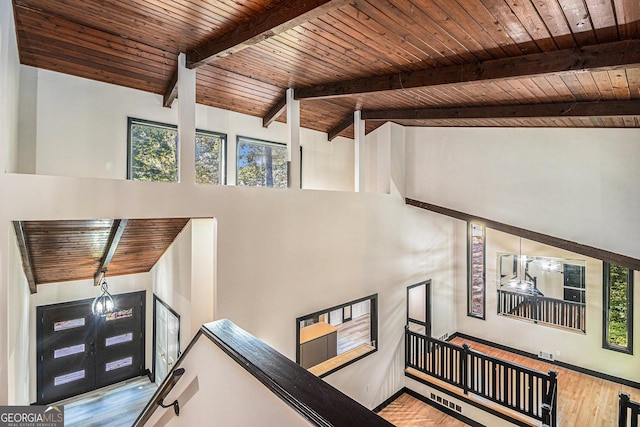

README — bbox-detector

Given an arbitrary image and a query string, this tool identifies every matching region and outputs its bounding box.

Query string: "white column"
[177,53,196,184]
[354,110,365,192]
[286,88,301,189]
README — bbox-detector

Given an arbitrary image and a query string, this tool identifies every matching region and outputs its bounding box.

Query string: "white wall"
[189,219,215,335]
[389,123,406,198]
[406,127,640,260]
[17,66,37,174]
[362,121,406,197]
[405,125,640,381]
[7,226,30,405]
[0,0,20,174]
[151,219,215,351]
[364,122,391,194]
[143,331,314,427]
[0,0,22,404]
[213,184,458,408]
[152,222,193,352]
[19,68,354,192]
[0,169,458,408]
[456,225,640,381]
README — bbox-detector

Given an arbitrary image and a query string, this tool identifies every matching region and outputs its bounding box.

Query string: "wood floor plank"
[378,393,468,426]
[57,376,157,427]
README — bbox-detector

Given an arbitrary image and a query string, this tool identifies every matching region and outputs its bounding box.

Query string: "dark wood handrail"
[134,319,393,426]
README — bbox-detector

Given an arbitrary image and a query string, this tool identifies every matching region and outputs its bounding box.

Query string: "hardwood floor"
[378,393,469,426]
[450,337,640,426]
[57,376,157,427]
[337,313,371,354]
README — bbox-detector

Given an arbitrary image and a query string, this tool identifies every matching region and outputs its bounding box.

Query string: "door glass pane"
[54,370,85,386]
[105,308,133,322]
[105,332,133,347]
[54,344,85,359]
[167,314,180,366]
[54,318,85,331]
[106,357,133,372]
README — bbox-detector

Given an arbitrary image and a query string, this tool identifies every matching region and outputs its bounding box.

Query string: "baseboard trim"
[372,388,405,413]
[455,332,640,389]
[405,371,534,427]
[373,386,484,427]
[402,387,485,427]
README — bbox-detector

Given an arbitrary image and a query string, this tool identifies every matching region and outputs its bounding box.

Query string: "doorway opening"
[152,295,180,385]
[407,280,431,336]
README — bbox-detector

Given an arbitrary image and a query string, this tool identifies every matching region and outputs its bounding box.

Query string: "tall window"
[236,136,288,188]
[128,118,178,182]
[468,222,485,319]
[195,130,226,185]
[127,118,226,184]
[603,262,634,354]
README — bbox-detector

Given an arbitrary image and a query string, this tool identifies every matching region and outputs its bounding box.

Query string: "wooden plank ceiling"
[12,0,640,138]
[13,218,189,292]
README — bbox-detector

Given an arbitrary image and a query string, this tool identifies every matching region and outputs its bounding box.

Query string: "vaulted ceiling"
[12,0,640,138]
[13,219,190,293]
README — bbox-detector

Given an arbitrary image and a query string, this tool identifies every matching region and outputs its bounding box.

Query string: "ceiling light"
[92,271,115,316]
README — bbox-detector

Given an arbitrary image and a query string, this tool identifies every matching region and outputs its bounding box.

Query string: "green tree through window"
[129,120,178,182]
[604,262,634,353]
[128,118,226,184]
[236,137,288,188]
[196,131,225,185]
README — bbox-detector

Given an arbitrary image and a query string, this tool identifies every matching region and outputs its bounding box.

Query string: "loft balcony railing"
[405,327,558,427]
[497,289,586,333]
[619,392,640,427]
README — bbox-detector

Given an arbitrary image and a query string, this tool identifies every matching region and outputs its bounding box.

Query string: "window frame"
[235,135,302,188]
[127,117,227,184]
[602,262,634,354]
[295,294,378,378]
[467,222,486,320]
[195,128,227,185]
[127,117,178,182]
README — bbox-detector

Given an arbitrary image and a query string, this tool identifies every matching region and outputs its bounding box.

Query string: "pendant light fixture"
[508,238,535,292]
[92,270,115,316]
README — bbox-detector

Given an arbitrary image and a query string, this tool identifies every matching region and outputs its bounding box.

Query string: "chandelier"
[92,271,115,316]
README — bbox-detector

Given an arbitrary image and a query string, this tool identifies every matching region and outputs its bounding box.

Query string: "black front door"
[37,291,145,404]
[95,292,145,388]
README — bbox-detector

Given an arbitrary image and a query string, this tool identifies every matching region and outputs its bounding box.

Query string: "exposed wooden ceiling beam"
[94,219,128,286]
[328,115,354,141]
[186,0,353,69]
[163,69,179,108]
[406,199,640,271]
[295,40,640,100]
[263,95,287,128]
[361,100,640,122]
[12,221,37,294]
